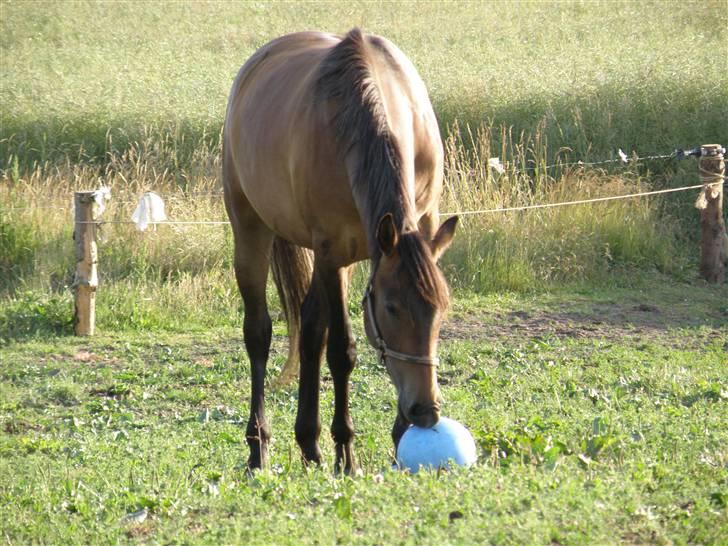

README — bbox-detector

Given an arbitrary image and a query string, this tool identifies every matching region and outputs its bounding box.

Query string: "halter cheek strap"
[363,281,440,367]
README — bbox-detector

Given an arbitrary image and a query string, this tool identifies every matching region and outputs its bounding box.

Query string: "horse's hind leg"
[224,183,274,470]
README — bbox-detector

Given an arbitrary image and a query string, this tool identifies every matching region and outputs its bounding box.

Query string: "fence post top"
[700,144,725,158]
[75,191,100,205]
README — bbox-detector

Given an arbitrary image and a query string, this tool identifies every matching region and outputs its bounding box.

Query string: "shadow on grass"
[1,115,219,180]
[2,81,726,176]
[0,290,74,344]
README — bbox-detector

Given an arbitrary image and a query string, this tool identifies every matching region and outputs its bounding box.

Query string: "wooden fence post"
[695,144,726,284]
[73,191,98,335]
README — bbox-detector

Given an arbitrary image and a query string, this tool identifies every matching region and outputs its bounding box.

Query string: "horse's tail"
[270,236,314,387]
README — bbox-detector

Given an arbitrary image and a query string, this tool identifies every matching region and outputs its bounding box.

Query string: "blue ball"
[396,416,477,472]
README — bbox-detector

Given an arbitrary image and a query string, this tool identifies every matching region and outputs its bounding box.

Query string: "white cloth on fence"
[131,192,167,231]
[488,157,505,174]
[92,186,111,219]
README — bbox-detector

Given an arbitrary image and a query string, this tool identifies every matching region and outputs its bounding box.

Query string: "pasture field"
[1,281,727,545]
[2,0,727,306]
[2,1,726,168]
[1,1,728,544]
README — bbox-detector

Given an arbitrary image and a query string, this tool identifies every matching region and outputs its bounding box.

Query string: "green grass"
[1,282,726,544]
[2,0,725,308]
[2,1,726,170]
[1,4,727,541]
[0,125,694,331]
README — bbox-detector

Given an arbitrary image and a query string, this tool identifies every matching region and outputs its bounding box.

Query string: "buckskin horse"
[223,28,458,473]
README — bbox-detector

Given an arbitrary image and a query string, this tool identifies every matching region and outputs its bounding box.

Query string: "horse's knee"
[327,336,356,376]
[243,307,271,337]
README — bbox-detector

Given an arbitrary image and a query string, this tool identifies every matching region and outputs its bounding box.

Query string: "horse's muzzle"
[408,402,440,429]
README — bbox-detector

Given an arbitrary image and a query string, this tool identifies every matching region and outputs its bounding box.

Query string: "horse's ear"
[376,213,398,256]
[431,215,458,261]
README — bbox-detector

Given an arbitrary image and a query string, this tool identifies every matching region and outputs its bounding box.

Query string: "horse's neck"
[316,28,419,250]
[347,141,417,254]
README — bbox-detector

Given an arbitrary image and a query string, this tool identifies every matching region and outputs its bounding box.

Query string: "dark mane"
[315,28,413,250]
[315,28,447,308]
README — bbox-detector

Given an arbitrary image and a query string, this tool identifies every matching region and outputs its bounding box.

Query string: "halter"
[363,280,440,367]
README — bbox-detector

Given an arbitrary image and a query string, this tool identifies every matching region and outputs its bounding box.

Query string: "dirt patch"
[442,299,727,345]
[73,350,104,362]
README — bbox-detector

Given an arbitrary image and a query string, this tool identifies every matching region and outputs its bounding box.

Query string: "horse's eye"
[384,302,398,316]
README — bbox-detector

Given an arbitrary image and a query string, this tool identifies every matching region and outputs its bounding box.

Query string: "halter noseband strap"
[363,281,440,367]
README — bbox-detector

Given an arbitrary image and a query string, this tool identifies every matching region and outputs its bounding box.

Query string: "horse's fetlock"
[331,426,354,446]
[295,419,321,444]
[246,419,271,443]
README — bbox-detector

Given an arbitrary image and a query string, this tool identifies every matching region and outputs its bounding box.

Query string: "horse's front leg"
[228,207,274,471]
[322,265,357,475]
[294,267,328,466]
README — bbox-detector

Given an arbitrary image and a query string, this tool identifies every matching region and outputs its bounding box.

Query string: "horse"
[223,28,458,473]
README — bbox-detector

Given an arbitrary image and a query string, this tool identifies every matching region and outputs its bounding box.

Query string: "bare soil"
[442,291,727,349]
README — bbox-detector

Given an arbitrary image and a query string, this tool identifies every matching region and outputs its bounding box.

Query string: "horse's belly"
[240,172,312,246]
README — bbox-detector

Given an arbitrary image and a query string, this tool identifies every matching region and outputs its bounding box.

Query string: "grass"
[0,121,692,326]
[2,0,725,312]
[1,282,726,544]
[2,1,726,169]
[1,2,727,542]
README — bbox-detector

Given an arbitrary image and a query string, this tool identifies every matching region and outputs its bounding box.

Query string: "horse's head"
[363,213,458,428]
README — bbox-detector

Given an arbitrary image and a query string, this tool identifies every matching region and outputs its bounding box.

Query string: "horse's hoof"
[335,462,361,477]
[334,451,358,476]
[301,446,323,467]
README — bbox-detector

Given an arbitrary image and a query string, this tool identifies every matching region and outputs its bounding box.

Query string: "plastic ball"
[396,416,477,472]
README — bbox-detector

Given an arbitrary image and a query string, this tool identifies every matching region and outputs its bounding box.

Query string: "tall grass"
[2,1,726,172]
[439,123,684,292]
[1,0,723,337]
[0,122,688,339]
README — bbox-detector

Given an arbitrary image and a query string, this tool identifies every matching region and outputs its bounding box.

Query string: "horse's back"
[225,31,338,156]
[224,32,340,245]
[227,32,337,109]
[224,30,443,263]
